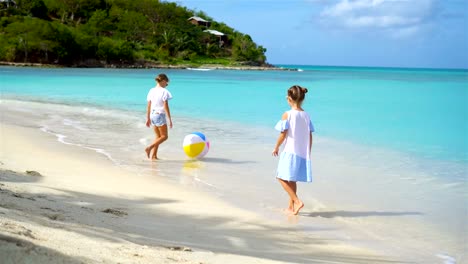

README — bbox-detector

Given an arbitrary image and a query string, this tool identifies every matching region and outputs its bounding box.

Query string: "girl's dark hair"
[155,73,169,83]
[287,85,308,103]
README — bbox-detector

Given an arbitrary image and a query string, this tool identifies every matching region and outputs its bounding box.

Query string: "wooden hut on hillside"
[0,0,16,8]
[203,29,228,47]
[188,16,227,47]
[187,16,211,27]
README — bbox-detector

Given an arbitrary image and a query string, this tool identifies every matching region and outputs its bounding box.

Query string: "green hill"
[0,0,269,67]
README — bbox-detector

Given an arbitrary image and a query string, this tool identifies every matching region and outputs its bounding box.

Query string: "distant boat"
[187,68,212,71]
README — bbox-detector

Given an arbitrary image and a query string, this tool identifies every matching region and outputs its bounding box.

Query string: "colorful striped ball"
[183,132,210,159]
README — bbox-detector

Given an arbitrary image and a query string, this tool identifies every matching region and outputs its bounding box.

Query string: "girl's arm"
[272,112,289,156]
[310,133,313,154]
[145,101,151,127]
[272,132,287,156]
[164,100,173,129]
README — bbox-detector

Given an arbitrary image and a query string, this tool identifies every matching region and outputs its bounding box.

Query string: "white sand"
[0,123,395,263]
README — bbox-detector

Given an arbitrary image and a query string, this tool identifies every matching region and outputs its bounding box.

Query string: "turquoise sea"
[2,65,467,162]
[1,65,467,262]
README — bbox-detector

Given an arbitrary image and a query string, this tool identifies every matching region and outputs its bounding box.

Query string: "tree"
[116,10,150,42]
[30,0,49,20]
[50,21,79,64]
[0,0,268,65]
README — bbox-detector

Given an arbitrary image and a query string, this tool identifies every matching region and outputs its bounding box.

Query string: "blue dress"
[275,110,315,182]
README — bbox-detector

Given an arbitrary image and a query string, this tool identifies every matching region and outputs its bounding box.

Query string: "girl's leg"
[151,124,168,160]
[287,181,303,215]
[277,178,304,215]
[288,182,297,213]
[151,126,161,158]
[145,126,161,158]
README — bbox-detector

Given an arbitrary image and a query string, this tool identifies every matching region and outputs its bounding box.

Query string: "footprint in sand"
[165,246,192,252]
[40,207,61,212]
[101,208,128,217]
[25,170,42,177]
[43,213,66,221]
[2,222,36,240]
[11,192,36,201]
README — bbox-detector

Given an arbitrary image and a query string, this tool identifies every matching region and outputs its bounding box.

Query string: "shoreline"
[0,61,300,71]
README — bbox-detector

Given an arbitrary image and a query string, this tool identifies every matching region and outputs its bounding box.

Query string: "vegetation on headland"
[0,0,271,68]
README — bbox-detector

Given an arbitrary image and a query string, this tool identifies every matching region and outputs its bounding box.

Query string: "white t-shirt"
[146,87,172,114]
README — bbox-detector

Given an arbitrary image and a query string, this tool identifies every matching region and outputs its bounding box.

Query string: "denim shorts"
[150,113,167,127]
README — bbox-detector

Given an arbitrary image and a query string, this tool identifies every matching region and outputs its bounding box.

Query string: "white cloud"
[344,15,421,28]
[391,25,421,38]
[318,0,436,37]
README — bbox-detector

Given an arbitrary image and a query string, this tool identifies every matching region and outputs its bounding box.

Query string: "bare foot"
[145,147,151,158]
[281,201,295,215]
[293,201,304,215]
[151,156,159,161]
[288,200,294,213]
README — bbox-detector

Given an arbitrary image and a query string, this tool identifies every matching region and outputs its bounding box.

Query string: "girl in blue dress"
[272,85,315,215]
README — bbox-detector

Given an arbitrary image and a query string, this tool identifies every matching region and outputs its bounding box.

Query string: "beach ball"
[183,132,210,159]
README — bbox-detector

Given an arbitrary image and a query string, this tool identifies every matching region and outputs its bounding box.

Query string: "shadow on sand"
[300,210,423,218]
[201,157,256,164]
[0,169,408,264]
[0,234,91,263]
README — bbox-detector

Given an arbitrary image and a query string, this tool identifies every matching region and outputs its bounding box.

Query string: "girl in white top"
[145,73,173,160]
[272,85,315,215]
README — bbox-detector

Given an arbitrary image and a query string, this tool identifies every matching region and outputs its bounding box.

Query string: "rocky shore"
[0,61,300,71]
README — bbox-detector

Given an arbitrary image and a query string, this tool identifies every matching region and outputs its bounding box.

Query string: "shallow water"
[2,66,467,162]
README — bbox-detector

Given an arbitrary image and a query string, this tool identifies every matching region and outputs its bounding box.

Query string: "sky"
[171,0,468,69]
